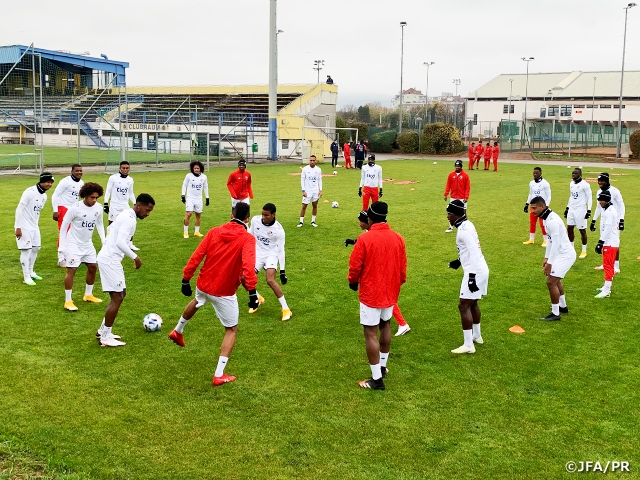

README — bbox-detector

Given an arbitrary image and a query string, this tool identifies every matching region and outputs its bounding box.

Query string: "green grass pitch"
[0,160,638,479]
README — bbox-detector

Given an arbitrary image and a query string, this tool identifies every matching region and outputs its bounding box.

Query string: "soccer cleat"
[30,273,43,281]
[559,306,569,314]
[95,331,121,340]
[395,324,411,336]
[99,334,126,347]
[64,301,78,311]
[281,308,292,321]
[540,313,561,321]
[358,377,385,390]
[541,241,547,247]
[168,329,185,347]
[24,279,36,286]
[473,336,484,344]
[595,290,610,299]
[579,251,587,259]
[130,244,140,251]
[594,265,604,270]
[380,366,388,378]
[451,345,476,354]
[296,223,303,228]
[522,239,535,245]
[213,373,236,386]
[311,222,318,228]
[445,227,454,233]
[83,294,103,303]
[194,231,204,237]
[183,232,190,239]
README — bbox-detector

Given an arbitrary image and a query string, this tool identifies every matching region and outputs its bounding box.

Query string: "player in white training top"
[529,195,576,321]
[15,172,55,285]
[51,164,84,266]
[181,161,210,238]
[591,172,625,273]
[359,154,383,211]
[96,193,155,347]
[564,168,593,259]
[446,200,489,354]
[58,182,106,311]
[248,203,292,321]
[104,161,138,251]
[523,167,551,246]
[298,155,323,227]
[594,190,619,299]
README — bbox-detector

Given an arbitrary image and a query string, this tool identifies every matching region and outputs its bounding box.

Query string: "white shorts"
[255,254,278,272]
[108,205,127,222]
[186,199,203,213]
[16,228,40,249]
[63,246,97,268]
[195,288,239,328]
[231,197,250,207]
[302,193,320,205]
[460,269,489,300]
[359,302,393,327]
[567,207,587,230]
[549,251,576,279]
[451,198,467,210]
[97,258,126,292]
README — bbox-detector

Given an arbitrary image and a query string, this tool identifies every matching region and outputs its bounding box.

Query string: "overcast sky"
[2,0,639,107]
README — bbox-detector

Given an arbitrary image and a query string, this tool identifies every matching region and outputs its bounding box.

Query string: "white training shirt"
[181,173,209,201]
[542,210,574,264]
[97,208,138,263]
[301,165,322,193]
[455,219,488,274]
[594,186,625,221]
[599,204,620,248]
[59,201,105,252]
[51,175,84,212]
[567,179,593,210]
[104,174,135,208]
[15,185,47,230]
[249,215,286,269]
[527,178,552,205]
[359,164,383,188]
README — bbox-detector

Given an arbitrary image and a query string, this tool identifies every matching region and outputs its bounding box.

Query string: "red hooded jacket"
[444,170,471,200]
[227,169,254,200]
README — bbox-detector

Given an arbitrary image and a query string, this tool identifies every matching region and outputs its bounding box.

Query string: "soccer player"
[529,196,575,321]
[248,203,292,321]
[594,190,619,299]
[227,159,253,213]
[446,200,489,354]
[467,142,476,170]
[443,159,471,233]
[354,140,366,169]
[169,202,258,387]
[344,210,411,336]
[298,155,323,227]
[473,142,484,170]
[482,142,493,170]
[591,172,625,273]
[564,168,592,259]
[51,164,84,266]
[58,182,106,311]
[96,193,155,347]
[15,172,54,285]
[330,140,339,168]
[492,141,500,171]
[348,202,407,390]
[181,161,210,238]
[343,141,353,169]
[104,161,138,250]
[359,154,383,211]
[523,167,551,246]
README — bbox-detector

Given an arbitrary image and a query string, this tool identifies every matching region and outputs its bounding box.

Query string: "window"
[503,105,508,114]
[540,108,546,118]
[43,128,59,135]
[600,105,612,109]
[473,114,477,125]
[604,126,614,134]
[281,139,289,149]
[613,104,626,109]
[548,106,559,117]
[592,125,600,134]
[578,125,587,134]
[574,105,585,109]
[555,123,563,134]
[586,105,595,108]
[560,105,571,117]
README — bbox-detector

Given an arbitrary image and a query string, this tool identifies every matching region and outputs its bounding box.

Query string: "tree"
[337,105,357,121]
[421,122,465,154]
[357,105,371,123]
[396,131,419,153]
[335,117,349,145]
[350,121,368,142]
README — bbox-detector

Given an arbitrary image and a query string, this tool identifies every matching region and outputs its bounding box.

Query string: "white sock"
[184,225,189,233]
[85,284,94,296]
[582,244,587,253]
[604,280,612,292]
[530,233,535,241]
[65,290,72,302]
[614,260,620,270]
[559,295,567,308]
[299,217,304,224]
[174,316,189,334]
[370,363,382,380]
[379,352,389,368]
[278,295,289,310]
[195,226,200,233]
[29,246,40,275]
[552,304,560,316]
[463,329,473,348]
[311,215,316,222]
[472,323,481,338]
[101,325,112,339]
[215,356,229,377]
[20,250,31,281]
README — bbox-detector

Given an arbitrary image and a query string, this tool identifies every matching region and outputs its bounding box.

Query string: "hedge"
[396,131,420,154]
[369,130,397,153]
[629,130,640,159]
[420,122,465,154]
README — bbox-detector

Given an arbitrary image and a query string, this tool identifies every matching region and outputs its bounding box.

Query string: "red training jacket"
[183,220,257,297]
[483,145,493,160]
[475,144,484,157]
[348,222,407,308]
[227,169,254,200]
[468,145,475,160]
[444,170,471,200]
[343,143,351,157]
[492,145,500,159]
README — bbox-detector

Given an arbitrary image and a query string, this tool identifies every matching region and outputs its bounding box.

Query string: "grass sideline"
[0,160,639,479]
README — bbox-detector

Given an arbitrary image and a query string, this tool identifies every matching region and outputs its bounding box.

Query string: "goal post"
[0,152,40,174]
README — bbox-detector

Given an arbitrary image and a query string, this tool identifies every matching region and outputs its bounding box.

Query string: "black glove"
[181,279,192,297]
[379,188,383,197]
[619,219,624,231]
[358,187,362,197]
[206,198,210,207]
[468,273,479,293]
[248,289,259,309]
[585,210,591,220]
[563,207,569,218]
[181,195,186,204]
[103,203,109,214]
[349,282,358,291]
[590,220,596,232]
[524,203,529,213]
[280,270,288,285]
[595,240,604,255]
[344,238,356,247]
[449,259,462,270]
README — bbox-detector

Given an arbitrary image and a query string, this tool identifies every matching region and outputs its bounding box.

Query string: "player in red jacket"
[467,143,476,170]
[444,160,471,232]
[492,142,500,171]
[169,202,258,387]
[483,142,493,170]
[348,202,407,390]
[474,143,484,170]
[343,142,353,169]
[226,159,254,213]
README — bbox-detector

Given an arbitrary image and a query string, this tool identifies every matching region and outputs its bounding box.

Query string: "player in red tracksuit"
[483,142,493,170]
[468,143,476,170]
[343,142,353,169]
[474,143,484,170]
[170,202,258,387]
[492,142,500,171]
[227,159,254,213]
[444,160,471,233]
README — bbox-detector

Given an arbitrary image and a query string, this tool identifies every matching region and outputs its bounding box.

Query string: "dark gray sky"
[2,0,638,107]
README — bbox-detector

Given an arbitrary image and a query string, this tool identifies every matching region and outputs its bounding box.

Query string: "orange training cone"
[509,325,525,334]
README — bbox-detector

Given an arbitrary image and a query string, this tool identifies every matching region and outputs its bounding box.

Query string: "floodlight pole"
[268,0,278,160]
[313,60,324,84]
[591,77,596,147]
[453,79,461,130]
[423,62,434,123]
[616,3,636,157]
[508,79,513,143]
[521,57,534,148]
[568,117,573,158]
[398,22,407,134]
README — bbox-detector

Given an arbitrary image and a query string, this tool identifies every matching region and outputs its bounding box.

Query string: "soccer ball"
[331,201,339,208]
[333,171,337,175]
[433,162,437,165]
[143,313,163,332]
